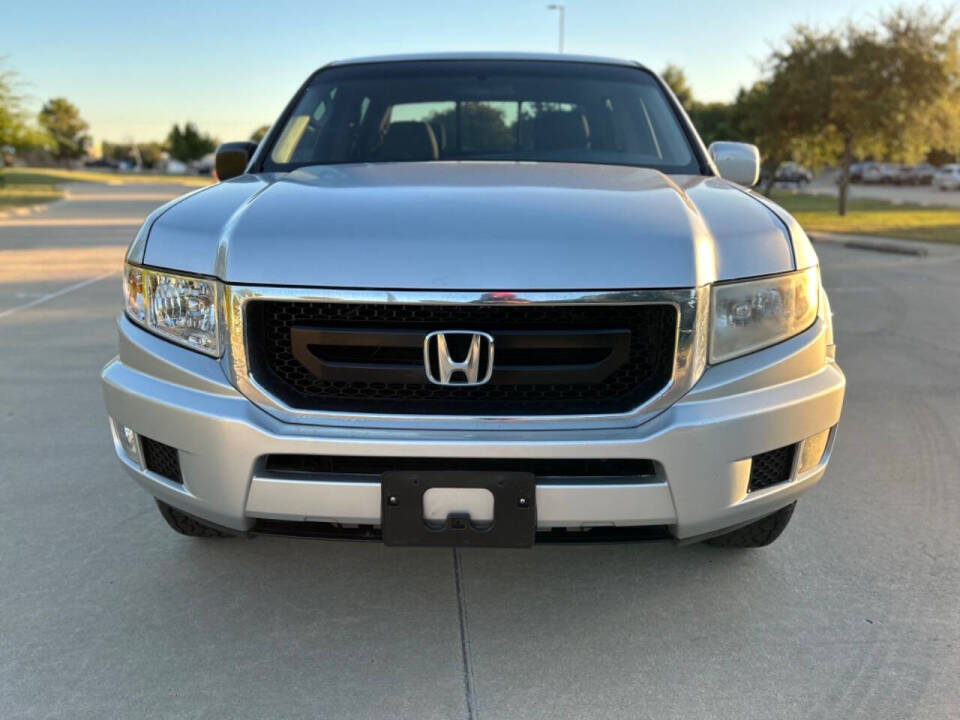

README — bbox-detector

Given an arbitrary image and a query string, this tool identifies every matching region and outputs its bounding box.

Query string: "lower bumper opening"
[263,455,659,484]
[141,436,183,484]
[250,519,672,544]
[747,443,797,492]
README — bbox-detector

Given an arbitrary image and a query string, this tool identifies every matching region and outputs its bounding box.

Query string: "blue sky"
[9,0,898,144]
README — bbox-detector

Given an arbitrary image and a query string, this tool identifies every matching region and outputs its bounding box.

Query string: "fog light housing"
[110,419,141,464]
[798,428,831,474]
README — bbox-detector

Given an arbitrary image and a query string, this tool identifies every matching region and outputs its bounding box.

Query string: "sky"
[8,0,900,145]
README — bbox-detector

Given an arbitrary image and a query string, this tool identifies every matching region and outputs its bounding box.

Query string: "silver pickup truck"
[101,53,845,548]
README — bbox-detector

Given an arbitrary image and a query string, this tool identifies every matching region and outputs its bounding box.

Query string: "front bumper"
[102,315,845,541]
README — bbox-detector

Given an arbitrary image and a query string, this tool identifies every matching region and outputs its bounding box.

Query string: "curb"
[809,232,929,257]
[843,240,928,257]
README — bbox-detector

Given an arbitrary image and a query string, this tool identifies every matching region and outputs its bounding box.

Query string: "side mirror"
[708,141,760,187]
[215,141,258,181]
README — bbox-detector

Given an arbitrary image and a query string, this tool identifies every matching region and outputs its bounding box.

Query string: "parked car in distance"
[903,163,935,185]
[935,164,960,190]
[761,161,812,187]
[84,158,119,170]
[190,153,216,177]
[879,163,903,184]
[859,162,884,184]
[102,53,845,550]
[775,161,812,186]
[894,165,914,185]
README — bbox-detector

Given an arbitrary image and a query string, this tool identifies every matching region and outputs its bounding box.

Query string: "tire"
[705,502,796,548]
[155,499,234,538]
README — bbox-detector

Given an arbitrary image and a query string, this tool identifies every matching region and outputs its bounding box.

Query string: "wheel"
[705,502,796,548]
[155,499,234,538]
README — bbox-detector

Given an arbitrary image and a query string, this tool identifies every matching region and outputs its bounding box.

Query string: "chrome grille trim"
[222,286,709,431]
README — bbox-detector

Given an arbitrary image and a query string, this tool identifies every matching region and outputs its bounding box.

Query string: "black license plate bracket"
[381,470,536,548]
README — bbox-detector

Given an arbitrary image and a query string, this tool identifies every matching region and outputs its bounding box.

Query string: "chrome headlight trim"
[220,285,709,431]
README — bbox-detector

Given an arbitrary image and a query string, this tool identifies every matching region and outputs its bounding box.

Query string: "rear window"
[263,60,700,173]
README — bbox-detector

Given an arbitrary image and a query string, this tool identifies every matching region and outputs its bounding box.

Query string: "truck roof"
[325,52,645,70]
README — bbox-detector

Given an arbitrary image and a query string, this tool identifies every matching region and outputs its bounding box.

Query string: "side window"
[270,88,333,163]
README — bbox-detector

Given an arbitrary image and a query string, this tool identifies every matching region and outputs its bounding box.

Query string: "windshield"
[263,60,701,173]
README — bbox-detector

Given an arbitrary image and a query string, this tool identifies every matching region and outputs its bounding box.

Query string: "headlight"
[710,267,819,364]
[123,263,221,356]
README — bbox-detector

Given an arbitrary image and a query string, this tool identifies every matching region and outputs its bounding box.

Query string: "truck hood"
[142,162,795,289]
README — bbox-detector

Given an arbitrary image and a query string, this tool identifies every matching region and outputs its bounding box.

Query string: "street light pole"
[547,4,565,53]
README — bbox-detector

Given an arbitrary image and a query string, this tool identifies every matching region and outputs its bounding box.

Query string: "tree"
[660,64,749,147]
[0,61,51,161]
[102,140,165,169]
[165,122,216,163]
[689,101,744,147]
[764,8,960,214]
[661,64,693,112]
[730,81,800,195]
[37,97,89,164]
[250,125,270,143]
[655,64,795,191]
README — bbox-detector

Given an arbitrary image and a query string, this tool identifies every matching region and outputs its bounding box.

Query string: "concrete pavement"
[1,183,959,719]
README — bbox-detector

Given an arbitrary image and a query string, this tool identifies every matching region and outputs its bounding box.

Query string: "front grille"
[141,437,182,484]
[748,444,797,492]
[264,455,658,483]
[245,301,678,415]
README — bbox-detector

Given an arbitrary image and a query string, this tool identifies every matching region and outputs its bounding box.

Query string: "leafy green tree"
[250,125,270,143]
[165,122,216,163]
[730,81,800,195]
[660,64,749,148]
[661,64,693,112]
[0,61,51,161]
[37,97,89,164]
[136,142,165,169]
[764,8,960,214]
[688,101,744,147]
[656,63,806,193]
[102,140,165,169]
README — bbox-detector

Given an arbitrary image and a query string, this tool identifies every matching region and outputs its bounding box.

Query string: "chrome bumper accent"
[244,474,677,528]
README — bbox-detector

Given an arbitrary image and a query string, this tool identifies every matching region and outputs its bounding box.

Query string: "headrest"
[533,112,590,151]
[379,121,439,161]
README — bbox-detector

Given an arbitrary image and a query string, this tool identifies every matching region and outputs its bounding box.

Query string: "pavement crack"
[453,548,478,720]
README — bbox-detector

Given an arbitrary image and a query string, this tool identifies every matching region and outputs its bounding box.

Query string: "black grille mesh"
[245,301,678,415]
[141,437,182,484]
[748,444,797,492]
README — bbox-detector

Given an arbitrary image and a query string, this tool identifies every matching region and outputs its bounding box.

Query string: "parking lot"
[2,184,959,719]
[807,172,960,207]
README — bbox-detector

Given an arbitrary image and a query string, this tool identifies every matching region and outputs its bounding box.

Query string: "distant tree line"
[0,60,254,170]
[664,5,960,214]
